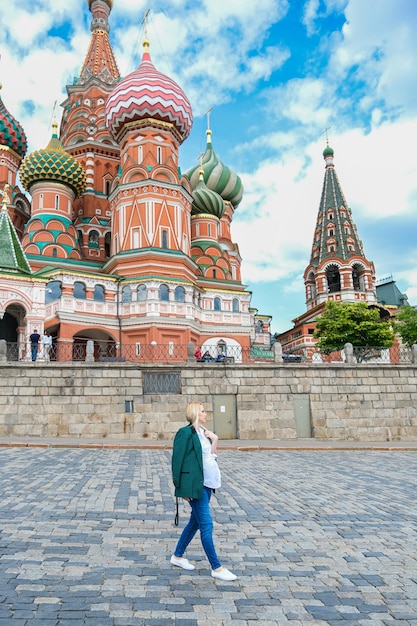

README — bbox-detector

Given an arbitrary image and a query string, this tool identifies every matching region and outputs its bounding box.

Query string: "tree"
[313,301,395,354]
[395,306,417,347]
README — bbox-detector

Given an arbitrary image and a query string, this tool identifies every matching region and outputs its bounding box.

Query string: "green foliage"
[395,306,417,347]
[313,301,395,353]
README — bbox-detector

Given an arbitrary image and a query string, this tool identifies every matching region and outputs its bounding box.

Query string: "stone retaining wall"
[1,362,416,441]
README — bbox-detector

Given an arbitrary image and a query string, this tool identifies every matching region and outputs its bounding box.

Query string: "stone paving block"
[1,449,417,624]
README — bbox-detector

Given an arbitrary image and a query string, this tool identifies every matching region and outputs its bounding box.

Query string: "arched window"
[137,284,147,302]
[73,282,86,299]
[232,298,239,312]
[174,286,185,303]
[157,146,162,164]
[214,297,221,311]
[55,195,59,210]
[52,247,57,258]
[159,284,169,301]
[39,194,43,209]
[77,230,83,245]
[122,285,132,303]
[257,320,263,333]
[328,228,334,237]
[161,229,168,249]
[105,180,111,196]
[88,230,99,247]
[45,281,62,304]
[94,285,105,302]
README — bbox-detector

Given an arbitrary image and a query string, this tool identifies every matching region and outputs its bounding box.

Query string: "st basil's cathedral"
[0,0,272,362]
[0,0,404,363]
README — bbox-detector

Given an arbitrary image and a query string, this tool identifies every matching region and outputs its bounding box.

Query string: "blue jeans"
[31,344,38,362]
[174,486,221,570]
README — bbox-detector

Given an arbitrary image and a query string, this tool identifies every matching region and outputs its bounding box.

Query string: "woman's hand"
[204,429,217,441]
[204,429,218,453]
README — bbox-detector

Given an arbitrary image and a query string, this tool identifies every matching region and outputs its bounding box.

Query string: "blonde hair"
[185,402,202,428]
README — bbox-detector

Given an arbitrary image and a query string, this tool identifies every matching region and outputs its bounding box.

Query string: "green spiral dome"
[192,170,225,219]
[20,126,86,197]
[186,130,243,208]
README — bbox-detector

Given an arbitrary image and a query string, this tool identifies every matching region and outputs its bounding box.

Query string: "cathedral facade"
[0,0,271,362]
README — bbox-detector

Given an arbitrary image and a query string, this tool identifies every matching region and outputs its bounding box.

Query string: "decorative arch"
[24,243,42,255]
[151,166,177,184]
[56,233,78,247]
[47,220,66,232]
[32,231,54,243]
[25,219,44,232]
[123,166,149,184]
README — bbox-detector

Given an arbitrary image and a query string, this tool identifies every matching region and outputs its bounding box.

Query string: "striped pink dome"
[106,42,193,143]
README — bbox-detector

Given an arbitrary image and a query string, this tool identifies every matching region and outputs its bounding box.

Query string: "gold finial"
[1,184,10,212]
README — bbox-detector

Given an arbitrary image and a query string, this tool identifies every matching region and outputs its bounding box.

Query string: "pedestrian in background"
[29,329,41,362]
[43,332,52,361]
[171,402,237,581]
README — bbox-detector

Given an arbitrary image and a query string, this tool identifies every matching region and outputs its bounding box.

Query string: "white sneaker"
[211,567,237,581]
[170,556,195,571]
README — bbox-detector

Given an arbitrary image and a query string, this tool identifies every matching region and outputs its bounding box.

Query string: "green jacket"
[172,424,204,499]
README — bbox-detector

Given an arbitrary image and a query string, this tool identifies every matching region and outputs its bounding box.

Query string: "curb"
[0,441,416,451]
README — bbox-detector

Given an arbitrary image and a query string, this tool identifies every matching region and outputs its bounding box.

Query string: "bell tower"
[304,144,376,309]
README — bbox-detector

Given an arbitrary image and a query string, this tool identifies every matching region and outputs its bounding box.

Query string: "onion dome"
[106,39,193,143]
[323,143,334,157]
[0,84,27,158]
[186,129,243,208]
[192,169,224,218]
[19,122,86,197]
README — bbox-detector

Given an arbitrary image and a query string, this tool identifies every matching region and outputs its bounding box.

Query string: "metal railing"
[2,341,415,365]
[284,344,413,364]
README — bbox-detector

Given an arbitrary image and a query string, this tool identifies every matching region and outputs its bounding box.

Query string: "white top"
[198,428,221,489]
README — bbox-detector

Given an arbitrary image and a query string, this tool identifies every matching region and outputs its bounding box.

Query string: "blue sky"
[1,0,417,334]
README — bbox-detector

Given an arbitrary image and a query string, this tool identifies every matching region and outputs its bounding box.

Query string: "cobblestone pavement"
[0,448,416,625]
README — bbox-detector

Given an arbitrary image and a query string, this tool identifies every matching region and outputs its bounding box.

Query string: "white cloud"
[329,0,417,114]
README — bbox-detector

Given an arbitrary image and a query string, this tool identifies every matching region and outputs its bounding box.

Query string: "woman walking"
[171,402,237,581]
